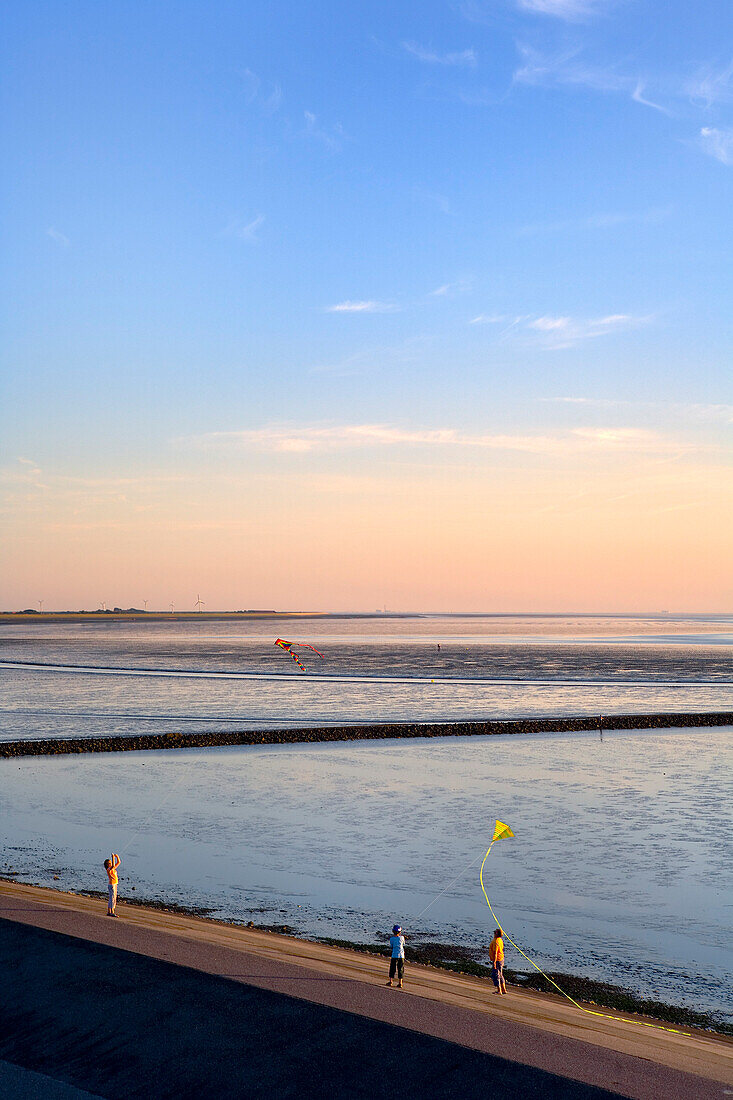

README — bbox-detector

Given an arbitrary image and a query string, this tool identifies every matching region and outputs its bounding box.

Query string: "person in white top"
[386,924,406,988]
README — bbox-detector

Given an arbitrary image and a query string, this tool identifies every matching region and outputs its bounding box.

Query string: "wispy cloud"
[325,300,399,313]
[471,314,532,340]
[242,68,283,114]
[403,41,477,67]
[2,457,47,491]
[630,81,669,114]
[699,127,733,165]
[530,313,647,347]
[546,397,733,423]
[224,214,265,241]
[47,228,70,247]
[518,206,673,235]
[471,312,518,325]
[429,279,471,297]
[412,186,456,216]
[686,61,733,108]
[185,421,686,458]
[310,336,428,376]
[516,0,610,19]
[464,0,609,18]
[513,45,672,114]
[509,43,733,173]
[304,110,344,150]
[0,460,188,517]
[470,312,647,347]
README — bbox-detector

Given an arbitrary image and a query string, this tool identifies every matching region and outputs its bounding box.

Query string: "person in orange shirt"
[489,928,507,994]
[104,853,121,916]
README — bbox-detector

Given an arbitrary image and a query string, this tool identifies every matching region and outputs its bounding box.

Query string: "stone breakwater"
[1,711,730,757]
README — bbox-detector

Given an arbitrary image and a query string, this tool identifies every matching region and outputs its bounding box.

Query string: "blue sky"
[1,1,731,610]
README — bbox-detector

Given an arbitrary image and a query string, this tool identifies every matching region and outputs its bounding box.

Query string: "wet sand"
[1,881,731,1099]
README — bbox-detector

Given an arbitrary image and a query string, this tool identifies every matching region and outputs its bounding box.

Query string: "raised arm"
[112,853,121,868]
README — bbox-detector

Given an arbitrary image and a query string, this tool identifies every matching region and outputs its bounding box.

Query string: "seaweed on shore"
[502,969,733,1035]
[254,924,299,935]
[3,879,730,1036]
[314,936,733,1036]
[70,889,217,919]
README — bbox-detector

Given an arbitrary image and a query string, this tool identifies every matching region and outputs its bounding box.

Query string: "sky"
[1,0,731,612]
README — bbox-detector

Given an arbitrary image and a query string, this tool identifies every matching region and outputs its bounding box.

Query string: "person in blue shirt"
[386,924,406,988]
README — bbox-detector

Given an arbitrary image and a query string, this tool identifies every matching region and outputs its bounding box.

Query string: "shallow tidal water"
[1,613,732,740]
[1,726,731,1023]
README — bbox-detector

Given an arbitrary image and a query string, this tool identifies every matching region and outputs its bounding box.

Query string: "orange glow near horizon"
[2,436,731,612]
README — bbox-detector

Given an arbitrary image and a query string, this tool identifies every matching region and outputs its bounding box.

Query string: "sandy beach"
[1,880,731,1099]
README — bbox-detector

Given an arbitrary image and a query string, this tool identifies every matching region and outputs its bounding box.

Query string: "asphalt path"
[1,882,731,1100]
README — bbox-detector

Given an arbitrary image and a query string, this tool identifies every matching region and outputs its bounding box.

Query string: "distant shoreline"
[2,610,730,624]
[2,710,730,757]
[0,611,326,623]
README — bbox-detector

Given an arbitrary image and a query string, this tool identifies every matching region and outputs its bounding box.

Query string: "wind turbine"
[169,601,175,614]
[195,594,205,613]
[38,600,44,613]
[143,599,148,612]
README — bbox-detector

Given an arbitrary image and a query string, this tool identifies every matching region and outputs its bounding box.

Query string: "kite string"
[479,846,692,1038]
[413,848,486,921]
[118,753,200,856]
[480,843,587,1003]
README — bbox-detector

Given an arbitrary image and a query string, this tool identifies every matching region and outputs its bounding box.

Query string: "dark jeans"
[389,957,404,980]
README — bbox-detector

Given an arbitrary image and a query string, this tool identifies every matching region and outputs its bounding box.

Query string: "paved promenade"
[1,882,731,1099]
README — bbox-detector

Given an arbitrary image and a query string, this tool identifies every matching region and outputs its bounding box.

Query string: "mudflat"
[1,881,731,1099]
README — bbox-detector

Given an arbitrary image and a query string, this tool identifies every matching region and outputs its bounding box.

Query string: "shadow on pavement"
[1,918,625,1100]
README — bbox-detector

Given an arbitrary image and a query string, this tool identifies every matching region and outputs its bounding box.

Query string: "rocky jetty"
[1,710,730,757]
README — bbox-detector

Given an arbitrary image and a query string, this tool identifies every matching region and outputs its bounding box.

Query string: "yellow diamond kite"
[492,820,515,842]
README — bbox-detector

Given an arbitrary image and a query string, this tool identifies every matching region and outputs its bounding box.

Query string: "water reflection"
[1,726,731,1021]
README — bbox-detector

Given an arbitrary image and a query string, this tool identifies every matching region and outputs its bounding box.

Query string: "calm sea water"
[0,614,731,740]
[1,616,731,1020]
[1,727,731,1021]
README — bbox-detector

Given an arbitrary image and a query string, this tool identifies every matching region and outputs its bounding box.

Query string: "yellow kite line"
[480,820,693,1038]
